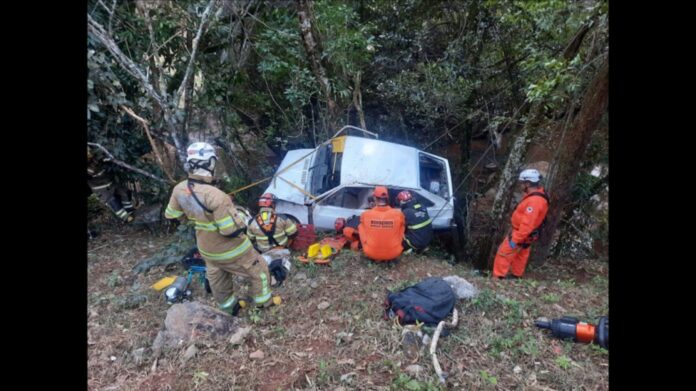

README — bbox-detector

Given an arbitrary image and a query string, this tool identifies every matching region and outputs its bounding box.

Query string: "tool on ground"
[152,276,177,291]
[163,276,192,304]
[297,239,341,264]
[535,315,608,349]
[181,246,212,294]
[186,265,211,293]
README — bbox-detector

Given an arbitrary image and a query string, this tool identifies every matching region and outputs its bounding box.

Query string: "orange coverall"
[493,188,549,278]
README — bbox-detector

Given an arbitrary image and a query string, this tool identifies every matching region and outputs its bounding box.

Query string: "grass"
[88,225,609,390]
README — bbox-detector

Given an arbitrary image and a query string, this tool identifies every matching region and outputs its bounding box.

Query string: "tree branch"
[120,106,177,183]
[87,14,167,111]
[88,13,188,166]
[175,0,219,105]
[87,142,168,184]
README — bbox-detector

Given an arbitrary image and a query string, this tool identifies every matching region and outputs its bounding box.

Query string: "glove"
[509,239,516,249]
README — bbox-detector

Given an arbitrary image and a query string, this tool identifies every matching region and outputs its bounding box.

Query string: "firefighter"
[164,142,276,315]
[357,186,406,262]
[339,214,362,251]
[397,190,433,253]
[247,193,298,252]
[492,169,549,279]
[87,146,135,223]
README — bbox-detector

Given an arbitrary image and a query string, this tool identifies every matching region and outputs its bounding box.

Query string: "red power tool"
[535,316,608,349]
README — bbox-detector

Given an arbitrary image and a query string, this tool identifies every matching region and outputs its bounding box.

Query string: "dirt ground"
[88,225,608,390]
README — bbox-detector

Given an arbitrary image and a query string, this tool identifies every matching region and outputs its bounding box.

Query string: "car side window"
[322,187,369,209]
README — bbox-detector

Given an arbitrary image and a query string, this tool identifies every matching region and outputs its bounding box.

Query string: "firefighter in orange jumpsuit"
[356,186,406,262]
[492,169,549,279]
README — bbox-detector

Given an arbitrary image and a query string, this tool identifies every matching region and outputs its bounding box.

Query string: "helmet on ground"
[373,186,389,199]
[518,169,541,183]
[396,190,413,205]
[258,193,276,208]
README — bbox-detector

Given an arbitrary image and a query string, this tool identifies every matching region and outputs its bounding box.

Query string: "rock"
[405,364,424,376]
[340,372,356,382]
[110,355,117,361]
[152,301,239,356]
[229,326,251,345]
[182,344,198,362]
[310,280,319,289]
[249,350,265,360]
[317,301,331,310]
[336,332,353,343]
[294,272,307,281]
[514,365,522,374]
[132,348,145,365]
[442,275,478,299]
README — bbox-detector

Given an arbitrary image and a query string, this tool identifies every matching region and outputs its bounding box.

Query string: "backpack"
[384,277,456,326]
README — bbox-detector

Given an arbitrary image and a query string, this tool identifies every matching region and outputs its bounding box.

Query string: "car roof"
[339,136,420,189]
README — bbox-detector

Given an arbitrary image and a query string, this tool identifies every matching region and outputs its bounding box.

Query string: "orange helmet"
[258,193,275,208]
[373,186,389,199]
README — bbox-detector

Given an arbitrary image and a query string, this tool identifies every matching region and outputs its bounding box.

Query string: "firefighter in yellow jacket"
[87,147,135,223]
[247,193,298,252]
[164,142,275,315]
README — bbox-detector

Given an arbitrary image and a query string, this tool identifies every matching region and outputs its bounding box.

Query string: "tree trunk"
[473,104,545,270]
[353,71,367,129]
[529,58,608,264]
[297,0,338,134]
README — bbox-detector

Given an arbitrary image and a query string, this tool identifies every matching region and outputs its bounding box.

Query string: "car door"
[311,186,372,230]
[414,189,453,230]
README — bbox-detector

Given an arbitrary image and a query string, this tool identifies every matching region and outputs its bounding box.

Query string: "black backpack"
[384,277,456,326]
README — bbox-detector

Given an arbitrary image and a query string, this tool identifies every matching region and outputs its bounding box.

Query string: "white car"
[263,130,456,232]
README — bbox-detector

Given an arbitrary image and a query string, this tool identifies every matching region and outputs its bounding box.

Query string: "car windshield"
[309,143,342,196]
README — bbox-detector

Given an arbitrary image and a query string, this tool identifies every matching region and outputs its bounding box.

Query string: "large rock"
[152,301,239,357]
[442,275,478,299]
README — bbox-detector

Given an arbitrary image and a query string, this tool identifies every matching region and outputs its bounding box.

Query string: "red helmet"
[258,193,275,208]
[373,186,389,199]
[396,190,413,204]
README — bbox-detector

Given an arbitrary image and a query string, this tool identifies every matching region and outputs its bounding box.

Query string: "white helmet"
[518,169,541,183]
[186,142,217,162]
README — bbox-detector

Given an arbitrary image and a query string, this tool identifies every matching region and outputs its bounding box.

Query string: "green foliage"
[471,289,497,312]
[131,224,195,274]
[390,373,442,391]
[542,293,561,303]
[479,370,498,385]
[555,355,572,370]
